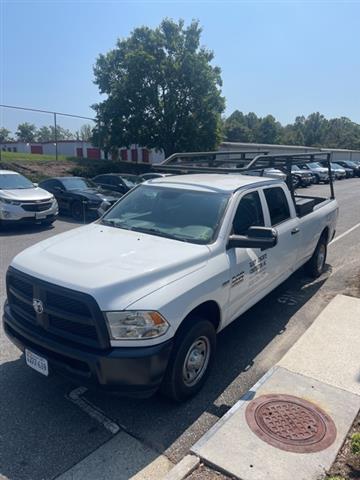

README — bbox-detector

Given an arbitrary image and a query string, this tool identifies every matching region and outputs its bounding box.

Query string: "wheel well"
[176,301,221,337]
[320,227,329,243]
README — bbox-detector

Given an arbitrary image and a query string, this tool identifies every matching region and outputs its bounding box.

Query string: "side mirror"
[227,226,278,250]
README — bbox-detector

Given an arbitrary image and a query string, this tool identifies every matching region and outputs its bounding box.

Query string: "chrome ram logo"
[32,299,44,314]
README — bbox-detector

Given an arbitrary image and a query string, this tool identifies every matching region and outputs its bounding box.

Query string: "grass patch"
[0,154,152,182]
[351,432,360,455]
[0,151,74,162]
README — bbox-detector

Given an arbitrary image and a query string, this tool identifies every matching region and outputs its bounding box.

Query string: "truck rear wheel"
[160,318,216,402]
[305,235,327,278]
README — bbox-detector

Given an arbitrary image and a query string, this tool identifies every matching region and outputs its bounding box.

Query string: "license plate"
[35,212,47,220]
[25,349,49,376]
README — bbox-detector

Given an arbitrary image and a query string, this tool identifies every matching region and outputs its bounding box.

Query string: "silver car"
[300,162,330,184]
[0,170,58,226]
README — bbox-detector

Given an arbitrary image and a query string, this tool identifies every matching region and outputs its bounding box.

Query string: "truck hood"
[0,187,53,202]
[11,223,210,310]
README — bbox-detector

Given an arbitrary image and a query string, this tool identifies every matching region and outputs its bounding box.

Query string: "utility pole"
[54,112,58,161]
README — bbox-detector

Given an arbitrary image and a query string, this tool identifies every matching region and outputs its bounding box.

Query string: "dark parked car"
[335,160,360,177]
[39,177,122,220]
[92,173,142,194]
[291,165,314,187]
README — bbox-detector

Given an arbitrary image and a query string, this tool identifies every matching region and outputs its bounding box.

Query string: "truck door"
[227,190,269,322]
[262,186,300,282]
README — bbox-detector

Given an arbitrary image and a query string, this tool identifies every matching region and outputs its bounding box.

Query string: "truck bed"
[294,195,328,217]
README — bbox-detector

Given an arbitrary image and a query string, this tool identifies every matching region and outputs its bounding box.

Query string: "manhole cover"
[245,394,337,453]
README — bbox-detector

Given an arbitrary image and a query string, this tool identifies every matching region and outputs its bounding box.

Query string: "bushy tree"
[224,111,360,149]
[37,125,75,142]
[93,18,225,157]
[36,126,53,142]
[76,124,93,141]
[0,127,12,142]
[16,122,37,142]
[256,115,282,144]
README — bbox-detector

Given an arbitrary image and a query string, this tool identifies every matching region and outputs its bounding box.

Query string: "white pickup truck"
[3,169,338,401]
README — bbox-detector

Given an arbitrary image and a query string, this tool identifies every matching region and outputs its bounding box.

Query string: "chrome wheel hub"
[182,336,210,387]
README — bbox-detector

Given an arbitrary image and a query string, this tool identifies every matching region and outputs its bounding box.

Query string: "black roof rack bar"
[161,150,269,164]
[153,150,335,199]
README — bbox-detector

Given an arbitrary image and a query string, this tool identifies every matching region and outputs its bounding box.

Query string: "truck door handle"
[291,228,300,235]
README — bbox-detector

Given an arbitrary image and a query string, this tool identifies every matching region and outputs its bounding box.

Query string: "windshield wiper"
[132,226,188,242]
[101,219,132,230]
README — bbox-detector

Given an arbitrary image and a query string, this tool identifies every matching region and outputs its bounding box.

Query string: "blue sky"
[1,0,359,134]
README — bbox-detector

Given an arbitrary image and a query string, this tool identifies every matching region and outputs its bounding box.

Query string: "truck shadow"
[0,267,330,479]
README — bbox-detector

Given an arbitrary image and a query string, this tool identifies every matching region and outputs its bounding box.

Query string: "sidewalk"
[187,294,360,480]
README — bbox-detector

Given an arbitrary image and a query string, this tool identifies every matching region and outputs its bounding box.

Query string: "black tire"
[313,174,320,185]
[160,318,216,402]
[71,201,84,220]
[292,176,300,189]
[305,235,327,278]
[41,219,55,227]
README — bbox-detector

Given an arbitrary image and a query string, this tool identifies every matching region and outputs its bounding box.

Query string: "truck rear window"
[264,187,290,226]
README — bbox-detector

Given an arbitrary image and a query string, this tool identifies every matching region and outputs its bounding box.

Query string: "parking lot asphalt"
[1,179,360,480]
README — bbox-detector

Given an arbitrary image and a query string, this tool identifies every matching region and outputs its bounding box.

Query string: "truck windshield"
[101,185,230,244]
[0,173,34,190]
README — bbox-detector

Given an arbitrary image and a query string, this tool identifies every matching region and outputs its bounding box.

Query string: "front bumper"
[0,201,58,222]
[3,303,173,397]
[300,176,312,186]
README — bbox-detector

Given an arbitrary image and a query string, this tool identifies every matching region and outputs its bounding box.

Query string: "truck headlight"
[105,311,169,339]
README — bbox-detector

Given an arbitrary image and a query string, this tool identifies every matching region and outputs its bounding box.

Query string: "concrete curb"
[162,455,200,480]
[189,294,360,480]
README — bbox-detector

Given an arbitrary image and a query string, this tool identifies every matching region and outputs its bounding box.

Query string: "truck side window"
[233,191,264,235]
[264,187,290,225]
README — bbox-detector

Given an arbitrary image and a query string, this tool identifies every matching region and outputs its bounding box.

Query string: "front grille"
[22,202,52,212]
[49,315,98,341]
[6,268,108,349]
[9,275,33,297]
[46,291,91,316]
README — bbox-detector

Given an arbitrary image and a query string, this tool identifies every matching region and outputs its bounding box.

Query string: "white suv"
[0,170,58,226]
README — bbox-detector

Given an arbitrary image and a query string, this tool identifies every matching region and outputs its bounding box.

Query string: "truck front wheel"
[160,319,216,402]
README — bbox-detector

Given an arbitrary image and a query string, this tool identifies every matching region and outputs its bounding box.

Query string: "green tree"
[0,127,12,142]
[37,126,52,142]
[302,112,328,146]
[324,117,360,149]
[54,126,75,140]
[93,18,225,157]
[76,124,93,141]
[256,115,281,144]
[224,110,253,142]
[16,122,37,142]
[37,125,75,142]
